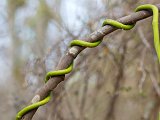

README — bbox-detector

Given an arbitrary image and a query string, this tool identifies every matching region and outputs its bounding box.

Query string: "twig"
[150,73,160,97]
[105,42,127,120]
[137,26,151,49]
[138,48,147,93]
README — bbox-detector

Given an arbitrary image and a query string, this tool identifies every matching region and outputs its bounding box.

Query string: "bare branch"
[22,4,160,119]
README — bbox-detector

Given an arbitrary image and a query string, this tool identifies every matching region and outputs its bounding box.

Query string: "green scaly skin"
[16,64,73,120]
[16,4,160,120]
[102,19,135,30]
[135,4,160,62]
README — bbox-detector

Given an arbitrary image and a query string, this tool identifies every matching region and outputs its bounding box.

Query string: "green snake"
[16,4,160,120]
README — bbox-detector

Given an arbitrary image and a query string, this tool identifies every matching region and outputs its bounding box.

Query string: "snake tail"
[135,4,160,62]
[16,64,73,120]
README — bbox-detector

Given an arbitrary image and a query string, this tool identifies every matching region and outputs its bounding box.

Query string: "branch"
[22,4,160,119]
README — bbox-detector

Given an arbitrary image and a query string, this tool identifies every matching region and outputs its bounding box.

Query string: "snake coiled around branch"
[16,4,160,120]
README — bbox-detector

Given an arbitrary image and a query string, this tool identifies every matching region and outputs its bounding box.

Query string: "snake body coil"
[16,4,160,120]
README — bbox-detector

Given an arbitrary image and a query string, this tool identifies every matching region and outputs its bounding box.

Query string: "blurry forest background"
[0,0,160,120]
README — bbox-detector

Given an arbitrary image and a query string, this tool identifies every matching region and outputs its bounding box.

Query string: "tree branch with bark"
[21,4,160,120]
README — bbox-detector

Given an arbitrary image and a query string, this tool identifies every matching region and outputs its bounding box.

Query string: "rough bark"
[22,4,160,120]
